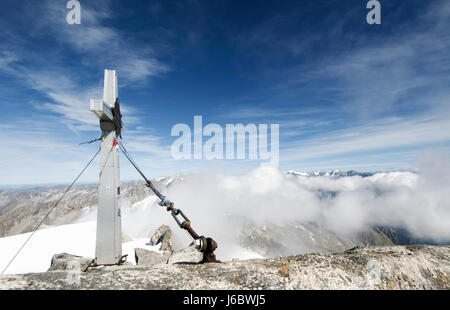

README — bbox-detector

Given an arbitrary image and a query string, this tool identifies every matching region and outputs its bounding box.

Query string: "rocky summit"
[1,245,449,290]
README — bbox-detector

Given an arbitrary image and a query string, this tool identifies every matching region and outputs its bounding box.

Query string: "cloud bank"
[118,153,450,259]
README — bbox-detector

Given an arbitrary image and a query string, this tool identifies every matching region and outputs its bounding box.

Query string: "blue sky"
[0,0,449,186]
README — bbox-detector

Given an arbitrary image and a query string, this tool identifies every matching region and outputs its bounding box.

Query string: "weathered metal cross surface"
[90,70,123,265]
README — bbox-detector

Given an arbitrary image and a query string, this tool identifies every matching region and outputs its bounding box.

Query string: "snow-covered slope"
[0,221,160,275]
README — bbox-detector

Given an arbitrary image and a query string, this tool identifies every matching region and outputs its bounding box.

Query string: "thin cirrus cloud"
[1,1,450,185]
[0,1,173,185]
[281,114,450,165]
[40,0,171,84]
[215,1,450,170]
[1,0,170,130]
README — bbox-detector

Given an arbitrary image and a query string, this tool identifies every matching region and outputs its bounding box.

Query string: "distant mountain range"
[286,169,416,178]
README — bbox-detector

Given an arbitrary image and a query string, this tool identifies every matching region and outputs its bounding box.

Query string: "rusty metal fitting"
[194,236,208,252]
[181,220,191,229]
[200,237,220,263]
[119,254,128,265]
[166,202,174,211]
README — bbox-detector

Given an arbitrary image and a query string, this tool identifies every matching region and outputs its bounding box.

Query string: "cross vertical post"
[90,70,123,265]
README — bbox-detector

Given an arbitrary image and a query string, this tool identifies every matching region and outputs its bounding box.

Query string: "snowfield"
[0,220,263,275]
[0,221,160,275]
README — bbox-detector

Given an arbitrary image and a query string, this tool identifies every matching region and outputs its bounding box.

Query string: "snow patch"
[0,221,159,274]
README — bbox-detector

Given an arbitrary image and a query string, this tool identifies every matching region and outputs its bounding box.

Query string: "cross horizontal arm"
[90,99,114,122]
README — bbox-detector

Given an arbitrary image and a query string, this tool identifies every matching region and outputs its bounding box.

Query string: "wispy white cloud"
[219,1,450,170]
[282,113,450,164]
[40,0,170,84]
[0,0,171,133]
[1,0,450,185]
[219,106,327,120]
[286,3,450,118]
[0,119,103,185]
[0,51,19,73]
[122,129,171,159]
[0,59,100,131]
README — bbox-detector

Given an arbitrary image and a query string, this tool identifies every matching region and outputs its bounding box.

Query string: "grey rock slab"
[167,244,203,264]
[135,248,168,266]
[48,253,93,272]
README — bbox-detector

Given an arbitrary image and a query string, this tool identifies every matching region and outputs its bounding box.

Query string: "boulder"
[135,248,168,266]
[167,244,203,264]
[48,253,93,272]
[149,225,173,254]
[122,232,133,243]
